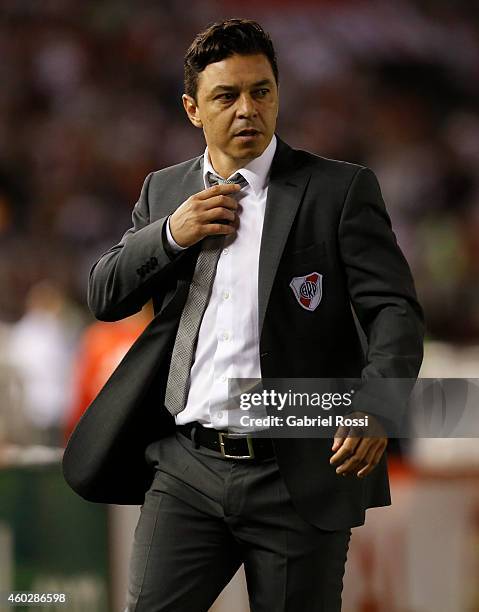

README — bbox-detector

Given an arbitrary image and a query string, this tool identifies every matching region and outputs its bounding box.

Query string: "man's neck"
[207,150,255,179]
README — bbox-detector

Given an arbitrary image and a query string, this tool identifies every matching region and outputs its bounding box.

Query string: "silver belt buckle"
[219,432,255,459]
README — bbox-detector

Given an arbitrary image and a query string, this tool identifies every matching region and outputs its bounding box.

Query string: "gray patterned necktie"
[164,172,247,416]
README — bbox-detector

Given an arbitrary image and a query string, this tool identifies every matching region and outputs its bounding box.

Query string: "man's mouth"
[234,129,261,138]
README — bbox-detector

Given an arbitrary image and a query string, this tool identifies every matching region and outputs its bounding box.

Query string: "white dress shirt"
[166,135,277,430]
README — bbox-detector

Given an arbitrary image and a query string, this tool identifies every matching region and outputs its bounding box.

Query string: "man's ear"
[182,94,203,128]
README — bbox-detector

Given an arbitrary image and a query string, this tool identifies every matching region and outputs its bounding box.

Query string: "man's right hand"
[169,183,241,248]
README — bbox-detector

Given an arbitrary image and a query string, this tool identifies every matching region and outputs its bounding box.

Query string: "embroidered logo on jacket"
[289,272,323,311]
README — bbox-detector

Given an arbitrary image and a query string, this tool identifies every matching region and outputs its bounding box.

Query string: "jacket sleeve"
[87,172,186,321]
[338,167,425,429]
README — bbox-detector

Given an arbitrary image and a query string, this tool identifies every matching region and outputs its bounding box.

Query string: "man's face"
[183,53,279,174]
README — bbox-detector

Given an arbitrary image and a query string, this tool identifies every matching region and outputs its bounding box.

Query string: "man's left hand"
[329,411,388,478]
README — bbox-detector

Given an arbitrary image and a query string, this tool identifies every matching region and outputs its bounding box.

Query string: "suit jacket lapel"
[174,154,205,212]
[258,137,312,335]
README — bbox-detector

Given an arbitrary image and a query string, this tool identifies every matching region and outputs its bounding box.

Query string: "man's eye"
[218,93,235,100]
[255,89,269,97]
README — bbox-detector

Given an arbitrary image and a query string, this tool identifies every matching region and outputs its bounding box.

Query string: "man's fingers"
[196,183,241,199]
[330,414,388,478]
[199,194,239,211]
[170,185,242,247]
[332,425,349,451]
[202,207,237,225]
[335,438,379,475]
[203,222,237,237]
[335,437,388,478]
[330,435,361,466]
[332,437,344,452]
[336,438,373,474]
[356,440,388,478]
[201,208,240,236]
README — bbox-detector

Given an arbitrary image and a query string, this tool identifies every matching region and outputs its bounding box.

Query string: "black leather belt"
[177,421,275,461]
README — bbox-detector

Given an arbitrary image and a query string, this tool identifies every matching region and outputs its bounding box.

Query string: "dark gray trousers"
[125,432,351,611]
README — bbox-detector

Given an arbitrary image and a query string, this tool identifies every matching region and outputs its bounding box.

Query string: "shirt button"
[221,375,227,383]
[216,411,223,419]
[222,248,228,255]
[223,291,230,300]
[221,331,230,341]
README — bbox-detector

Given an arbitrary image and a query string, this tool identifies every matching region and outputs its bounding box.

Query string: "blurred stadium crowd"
[0,0,478,447]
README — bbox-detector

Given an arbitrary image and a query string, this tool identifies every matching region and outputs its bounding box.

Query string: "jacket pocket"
[288,240,326,260]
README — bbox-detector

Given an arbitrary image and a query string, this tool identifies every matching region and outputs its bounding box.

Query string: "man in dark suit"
[63,18,424,611]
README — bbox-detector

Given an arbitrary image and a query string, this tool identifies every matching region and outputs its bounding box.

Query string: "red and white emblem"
[289,272,322,311]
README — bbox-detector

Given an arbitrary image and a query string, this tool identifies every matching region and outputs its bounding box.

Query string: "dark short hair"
[184,19,278,100]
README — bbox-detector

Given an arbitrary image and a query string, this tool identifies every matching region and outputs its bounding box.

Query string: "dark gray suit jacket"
[63,136,424,530]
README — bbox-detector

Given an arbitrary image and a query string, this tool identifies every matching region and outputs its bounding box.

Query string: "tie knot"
[207,172,247,188]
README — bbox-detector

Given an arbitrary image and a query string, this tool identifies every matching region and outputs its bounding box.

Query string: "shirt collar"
[202,134,277,195]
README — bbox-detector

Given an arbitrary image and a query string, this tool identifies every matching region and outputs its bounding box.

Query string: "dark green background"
[0,463,108,611]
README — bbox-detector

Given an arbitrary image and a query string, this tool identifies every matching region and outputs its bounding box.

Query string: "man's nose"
[237,94,257,118]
